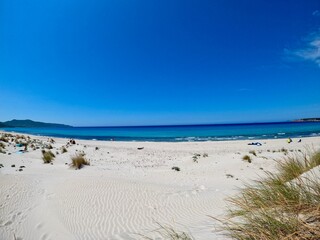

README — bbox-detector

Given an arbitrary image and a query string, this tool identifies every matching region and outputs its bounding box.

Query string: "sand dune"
[1,132,320,239]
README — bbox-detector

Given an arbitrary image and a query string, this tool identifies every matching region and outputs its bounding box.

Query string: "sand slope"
[1,132,319,239]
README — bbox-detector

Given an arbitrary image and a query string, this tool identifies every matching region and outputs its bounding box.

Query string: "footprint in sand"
[36,223,43,229]
[41,233,50,240]
[45,193,56,200]
[4,220,12,226]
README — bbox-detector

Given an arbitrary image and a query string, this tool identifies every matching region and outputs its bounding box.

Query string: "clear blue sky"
[1,0,320,126]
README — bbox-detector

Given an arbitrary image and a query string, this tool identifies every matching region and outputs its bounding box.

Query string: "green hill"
[0,119,72,128]
[294,118,320,122]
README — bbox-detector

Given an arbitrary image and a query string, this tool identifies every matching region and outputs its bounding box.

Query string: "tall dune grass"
[221,150,320,239]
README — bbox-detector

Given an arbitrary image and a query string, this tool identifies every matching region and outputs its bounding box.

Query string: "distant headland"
[0,118,320,129]
[293,118,320,122]
[0,119,72,128]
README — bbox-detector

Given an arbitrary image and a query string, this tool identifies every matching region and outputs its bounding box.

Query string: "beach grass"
[249,150,257,156]
[42,150,55,163]
[140,223,193,240]
[192,153,200,163]
[0,141,6,149]
[0,135,9,142]
[221,150,320,239]
[71,154,90,169]
[0,141,6,150]
[61,146,68,153]
[242,155,252,163]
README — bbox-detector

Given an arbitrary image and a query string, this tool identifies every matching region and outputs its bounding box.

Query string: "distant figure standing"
[287,138,292,143]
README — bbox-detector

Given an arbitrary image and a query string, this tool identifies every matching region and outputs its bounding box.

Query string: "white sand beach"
[1,132,320,240]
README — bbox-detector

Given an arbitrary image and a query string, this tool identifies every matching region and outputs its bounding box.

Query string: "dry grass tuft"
[0,141,6,149]
[61,146,68,154]
[192,153,201,163]
[0,135,9,142]
[280,147,288,155]
[242,155,252,163]
[139,223,193,240]
[249,150,257,156]
[42,150,55,163]
[0,141,6,153]
[220,150,320,240]
[71,154,90,170]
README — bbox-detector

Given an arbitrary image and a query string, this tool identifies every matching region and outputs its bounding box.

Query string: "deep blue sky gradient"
[1,0,320,126]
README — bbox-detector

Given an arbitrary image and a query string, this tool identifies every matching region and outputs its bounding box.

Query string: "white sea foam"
[311,133,320,136]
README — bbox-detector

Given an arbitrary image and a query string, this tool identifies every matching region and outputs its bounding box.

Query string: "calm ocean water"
[1,122,320,142]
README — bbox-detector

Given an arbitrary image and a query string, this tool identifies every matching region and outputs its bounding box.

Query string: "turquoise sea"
[1,122,320,142]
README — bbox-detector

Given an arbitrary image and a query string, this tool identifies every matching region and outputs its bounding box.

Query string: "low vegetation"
[0,142,6,148]
[42,150,55,163]
[276,150,320,182]
[71,154,90,170]
[280,147,288,155]
[46,144,53,149]
[0,135,9,142]
[172,166,180,172]
[192,153,201,163]
[242,155,252,163]
[0,133,56,155]
[61,146,68,153]
[249,150,257,156]
[192,153,209,162]
[0,142,6,154]
[140,223,193,240]
[221,150,320,239]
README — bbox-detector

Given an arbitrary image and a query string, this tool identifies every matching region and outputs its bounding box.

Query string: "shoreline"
[1,128,320,143]
[1,131,320,239]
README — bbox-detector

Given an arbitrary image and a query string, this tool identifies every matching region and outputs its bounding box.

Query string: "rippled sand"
[1,132,319,239]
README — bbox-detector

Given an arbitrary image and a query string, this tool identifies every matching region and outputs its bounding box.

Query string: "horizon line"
[2,118,319,128]
[76,120,297,128]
